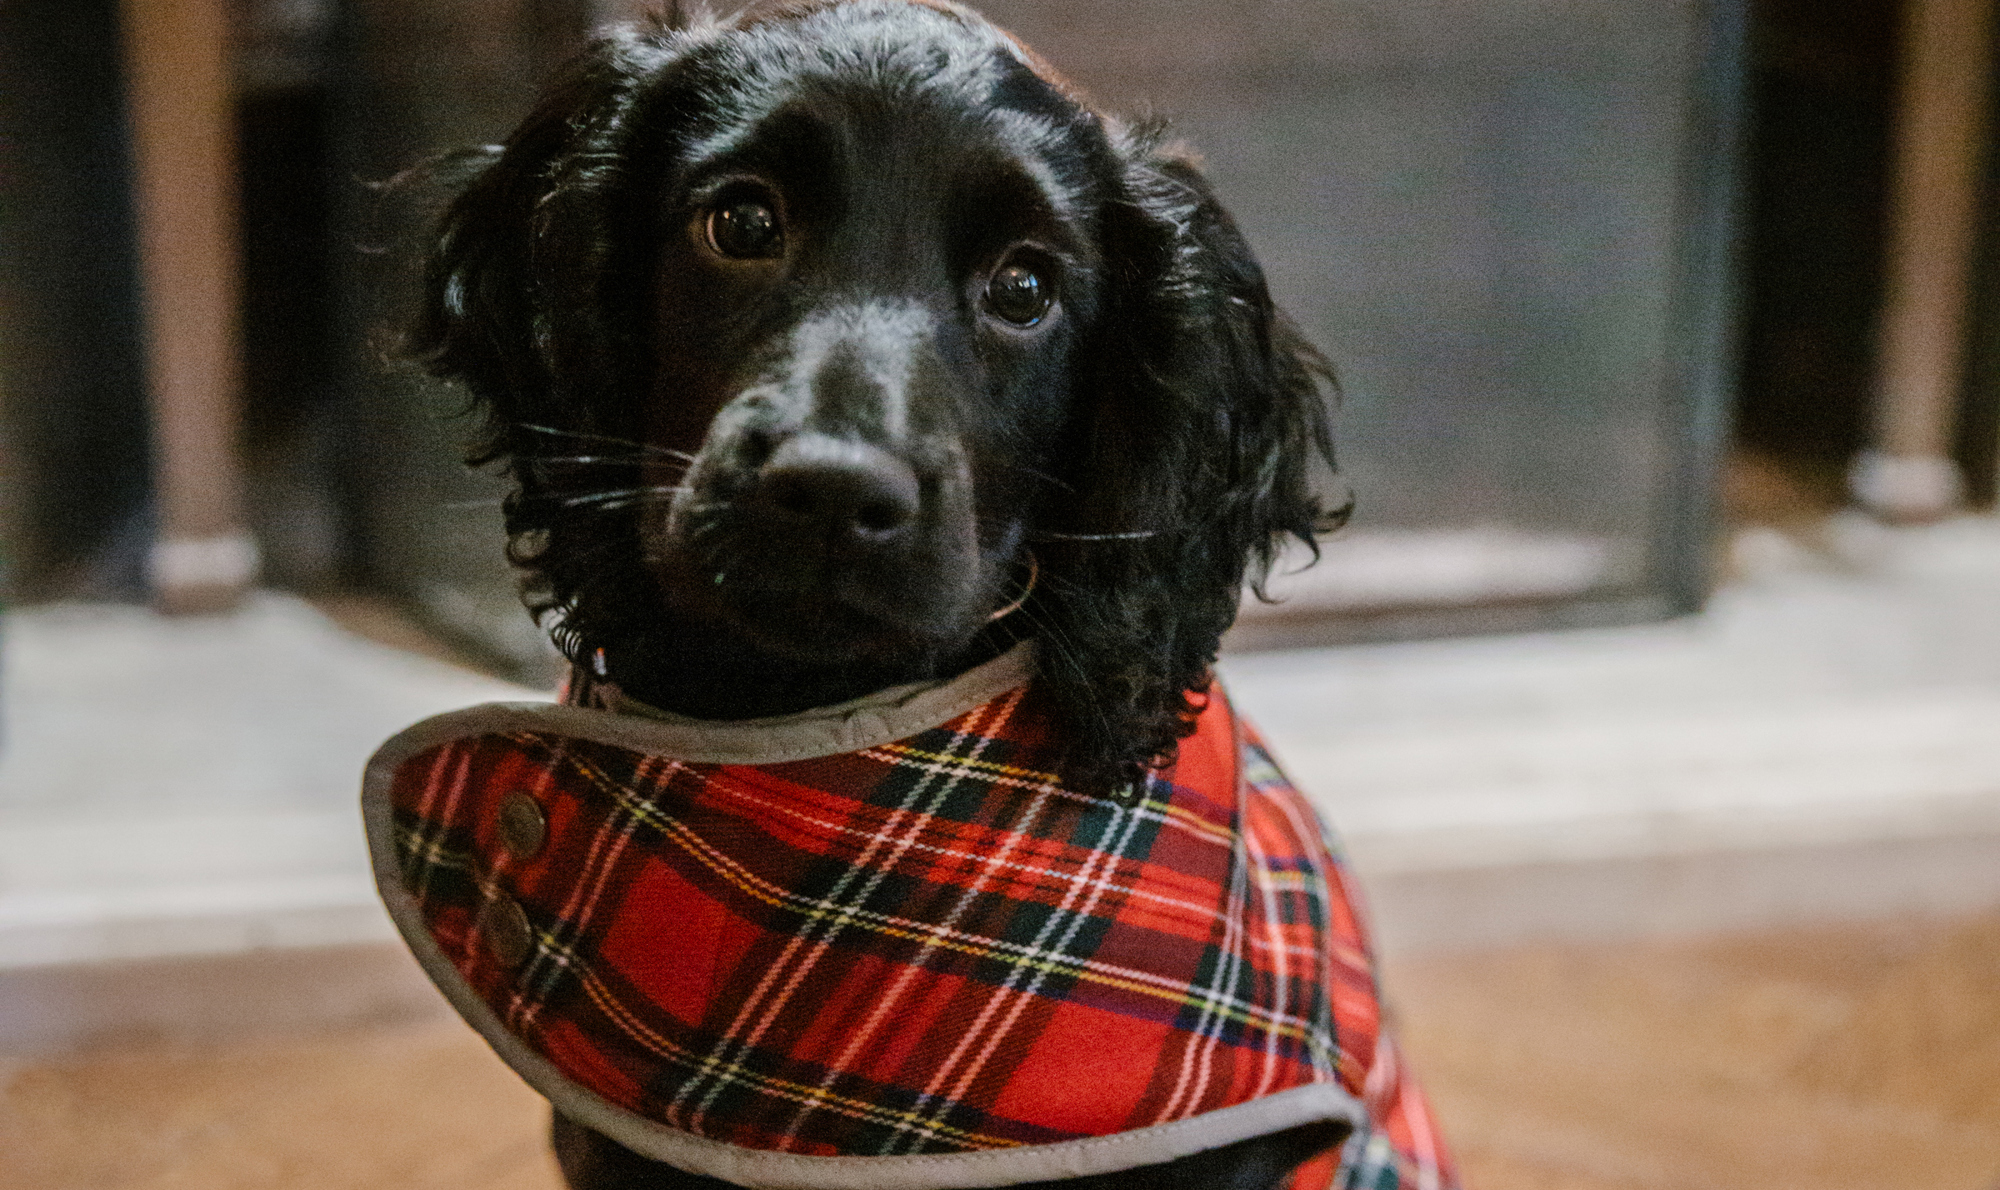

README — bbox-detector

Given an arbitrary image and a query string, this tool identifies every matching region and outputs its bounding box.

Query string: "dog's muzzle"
[744,432,923,553]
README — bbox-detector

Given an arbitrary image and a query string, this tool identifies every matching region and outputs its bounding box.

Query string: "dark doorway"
[1733,0,1900,499]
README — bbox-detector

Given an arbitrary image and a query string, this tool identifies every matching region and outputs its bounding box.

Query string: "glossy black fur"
[412,1,1344,1185]
[413,0,1342,782]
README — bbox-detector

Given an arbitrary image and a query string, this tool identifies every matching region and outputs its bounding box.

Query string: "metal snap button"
[497,790,547,860]
[479,893,534,970]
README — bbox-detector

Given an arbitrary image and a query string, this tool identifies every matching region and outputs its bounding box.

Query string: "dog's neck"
[598,619,1018,722]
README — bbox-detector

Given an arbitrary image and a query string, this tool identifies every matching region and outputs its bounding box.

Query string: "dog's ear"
[1038,128,1344,790]
[410,29,698,469]
[407,28,704,658]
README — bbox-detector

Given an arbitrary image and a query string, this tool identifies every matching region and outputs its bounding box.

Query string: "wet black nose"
[752,434,920,544]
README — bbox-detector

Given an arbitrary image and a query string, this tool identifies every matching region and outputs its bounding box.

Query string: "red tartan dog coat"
[364,643,1455,1189]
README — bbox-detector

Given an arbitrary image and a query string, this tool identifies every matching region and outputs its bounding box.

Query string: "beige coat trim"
[366,796,1364,1187]
[361,637,1365,1185]
[372,640,1035,770]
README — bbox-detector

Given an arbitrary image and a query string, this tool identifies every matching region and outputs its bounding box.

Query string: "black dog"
[411,1,1347,1185]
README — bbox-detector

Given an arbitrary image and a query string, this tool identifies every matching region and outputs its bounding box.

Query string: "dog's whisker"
[534,453,694,470]
[517,423,697,462]
[999,462,1076,492]
[1030,529,1161,542]
[549,485,691,509]
[557,497,684,515]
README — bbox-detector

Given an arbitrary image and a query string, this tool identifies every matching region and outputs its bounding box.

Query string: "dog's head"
[414,0,1342,788]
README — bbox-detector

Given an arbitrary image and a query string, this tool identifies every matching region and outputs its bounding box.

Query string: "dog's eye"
[706,199,783,259]
[986,262,1051,326]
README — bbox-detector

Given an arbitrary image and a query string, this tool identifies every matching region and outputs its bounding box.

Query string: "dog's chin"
[724,591,964,668]
[655,563,985,672]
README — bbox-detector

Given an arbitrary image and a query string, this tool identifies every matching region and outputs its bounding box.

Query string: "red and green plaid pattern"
[384,681,1454,1188]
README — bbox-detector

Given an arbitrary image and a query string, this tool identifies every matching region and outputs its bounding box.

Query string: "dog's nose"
[753,434,920,543]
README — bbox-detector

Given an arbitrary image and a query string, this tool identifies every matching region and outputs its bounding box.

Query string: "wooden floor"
[1390,912,2000,1190]
[4,912,1997,1190]
[0,1018,564,1190]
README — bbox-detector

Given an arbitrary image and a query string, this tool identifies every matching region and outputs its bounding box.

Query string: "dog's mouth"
[661,533,968,662]
[643,431,994,666]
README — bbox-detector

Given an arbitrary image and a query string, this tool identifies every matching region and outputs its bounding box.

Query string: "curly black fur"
[409,0,1342,794]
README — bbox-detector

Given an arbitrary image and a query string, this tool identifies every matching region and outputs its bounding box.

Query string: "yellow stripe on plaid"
[530,741,1331,1048]
[867,741,1067,790]
[566,952,1027,1151]
[873,743,1234,850]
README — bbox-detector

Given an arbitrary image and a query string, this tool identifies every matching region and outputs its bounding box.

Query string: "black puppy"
[410,1,1354,1186]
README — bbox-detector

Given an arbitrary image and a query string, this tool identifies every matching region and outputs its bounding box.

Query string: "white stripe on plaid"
[505,741,668,1030]
[691,754,1222,922]
[496,714,1336,1064]
[679,687,1022,1145]
[534,733,1325,1040]
[1243,776,1295,1102]
[1256,763,1347,1085]
[361,682,1439,1185]
[780,765,1057,1148]
[1159,765,1254,1124]
[400,745,479,902]
[896,749,1154,1152]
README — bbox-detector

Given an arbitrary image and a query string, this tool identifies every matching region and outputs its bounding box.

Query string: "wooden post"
[120,0,258,611]
[1856,0,1997,521]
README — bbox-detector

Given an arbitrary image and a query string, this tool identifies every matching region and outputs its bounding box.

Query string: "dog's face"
[639,9,1108,666]
[418,0,1338,772]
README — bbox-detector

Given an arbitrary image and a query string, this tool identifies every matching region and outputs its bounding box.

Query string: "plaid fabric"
[379,677,1455,1188]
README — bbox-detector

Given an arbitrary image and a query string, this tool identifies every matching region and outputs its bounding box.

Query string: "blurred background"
[1,0,1998,1186]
